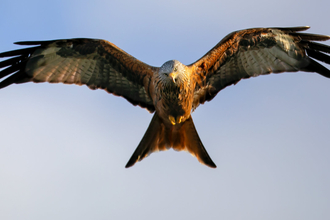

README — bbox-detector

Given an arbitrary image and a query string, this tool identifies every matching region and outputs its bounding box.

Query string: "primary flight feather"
[1,26,330,168]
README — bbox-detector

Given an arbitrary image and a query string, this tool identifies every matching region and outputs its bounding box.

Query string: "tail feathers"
[125,114,167,168]
[174,116,216,168]
[125,114,216,168]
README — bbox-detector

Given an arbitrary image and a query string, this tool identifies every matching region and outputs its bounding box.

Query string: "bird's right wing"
[0,39,158,112]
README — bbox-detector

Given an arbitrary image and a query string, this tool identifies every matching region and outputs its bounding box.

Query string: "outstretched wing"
[190,26,330,109]
[0,38,158,112]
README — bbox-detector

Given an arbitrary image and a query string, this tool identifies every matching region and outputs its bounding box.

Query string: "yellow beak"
[169,72,178,83]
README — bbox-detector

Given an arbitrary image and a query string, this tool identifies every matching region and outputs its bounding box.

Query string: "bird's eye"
[174,67,178,72]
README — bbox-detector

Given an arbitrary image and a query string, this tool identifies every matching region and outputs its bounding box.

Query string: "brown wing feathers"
[0,39,156,112]
[1,27,330,169]
[191,27,330,109]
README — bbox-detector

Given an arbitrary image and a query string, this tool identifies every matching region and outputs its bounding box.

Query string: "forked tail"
[125,114,216,168]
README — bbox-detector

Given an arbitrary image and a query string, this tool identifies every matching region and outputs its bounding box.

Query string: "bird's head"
[159,60,187,85]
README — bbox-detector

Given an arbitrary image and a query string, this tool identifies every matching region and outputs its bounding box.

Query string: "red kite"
[1,26,329,168]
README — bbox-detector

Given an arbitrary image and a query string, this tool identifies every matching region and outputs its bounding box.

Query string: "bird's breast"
[153,80,194,125]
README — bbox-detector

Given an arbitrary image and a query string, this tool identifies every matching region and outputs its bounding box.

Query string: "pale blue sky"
[0,0,330,219]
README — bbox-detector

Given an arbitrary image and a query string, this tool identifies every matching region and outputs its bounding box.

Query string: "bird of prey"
[1,26,330,168]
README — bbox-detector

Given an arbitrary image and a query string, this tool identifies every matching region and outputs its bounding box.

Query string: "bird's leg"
[176,116,183,124]
[169,115,176,125]
[168,115,184,125]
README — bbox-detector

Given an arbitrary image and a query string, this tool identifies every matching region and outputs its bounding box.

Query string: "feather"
[303,58,330,78]
[1,26,330,168]
[306,41,330,54]
[0,65,20,79]
[14,40,54,45]
[289,32,330,41]
[125,114,216,168]
[0,56,23,68]
[0,38,156,112]
[306,49,330,65]
[0,46,38,57]
[275,26,310,32]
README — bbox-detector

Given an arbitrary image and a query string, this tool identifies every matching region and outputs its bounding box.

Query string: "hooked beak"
[169,72,178,83]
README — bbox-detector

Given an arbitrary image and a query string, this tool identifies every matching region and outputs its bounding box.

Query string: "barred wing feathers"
[191,26,330,109]
[0,39,158,112]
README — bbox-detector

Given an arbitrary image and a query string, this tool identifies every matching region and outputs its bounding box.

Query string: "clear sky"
[0,0,329,219]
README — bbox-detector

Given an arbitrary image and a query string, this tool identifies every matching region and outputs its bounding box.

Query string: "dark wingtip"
[0,45,37,89]
[0,70,28,89]
[14,40,51,45]
[0,46,39,58]
[307,49,330,65]
[303,58,330,78]
[307,41,330,54]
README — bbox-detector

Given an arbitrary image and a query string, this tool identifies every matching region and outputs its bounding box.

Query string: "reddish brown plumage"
[190,27,330,109]
[1,26,330,168]
[125,114,216,168]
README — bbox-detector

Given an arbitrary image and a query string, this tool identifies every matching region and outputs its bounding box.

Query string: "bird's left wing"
[190,27,330,109]
[0,39,158,112]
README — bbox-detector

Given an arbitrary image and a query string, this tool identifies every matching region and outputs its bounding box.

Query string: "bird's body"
[126,60,216,168]
[153,60,193,125]
[1,26,330,168]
